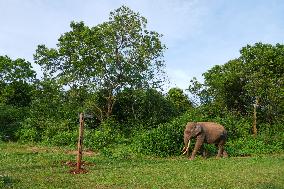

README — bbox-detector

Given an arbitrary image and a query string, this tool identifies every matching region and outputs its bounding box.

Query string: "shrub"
[226,134,283,156]
[89,129,114,150]
[16,126,39,143]
[131,113,190,157]
[0,104,27,141]
[84,118,126,150]
[212,114,252,139]
[47,131,77,147]
[17,117,79,146]
[0,175,14,188]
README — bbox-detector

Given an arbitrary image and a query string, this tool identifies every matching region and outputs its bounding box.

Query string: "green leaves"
[166,87,192,114]
[0,56,36,83]
[241,43,284,123]
[34,6,166,120]
[189,43,284,123]
[0,56,36,107]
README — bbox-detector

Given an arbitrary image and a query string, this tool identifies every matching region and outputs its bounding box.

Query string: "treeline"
[0,6,283,157]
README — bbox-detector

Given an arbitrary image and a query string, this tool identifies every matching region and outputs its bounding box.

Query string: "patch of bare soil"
[27,146,62,154]
[27,146,47,153]
[69,168,88,174]
[65,149,96,156]
[62,161,96,167]
[62,161,96,174]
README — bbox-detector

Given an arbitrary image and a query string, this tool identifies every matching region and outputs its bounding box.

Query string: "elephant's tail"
[221,130,228,140]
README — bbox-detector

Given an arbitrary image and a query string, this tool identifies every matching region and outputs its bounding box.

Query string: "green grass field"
[1,142,284,189]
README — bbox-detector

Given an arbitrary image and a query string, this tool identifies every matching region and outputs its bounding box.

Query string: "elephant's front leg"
[189,135,204,160]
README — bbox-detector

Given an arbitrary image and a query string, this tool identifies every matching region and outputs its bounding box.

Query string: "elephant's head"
[181,122,202,155]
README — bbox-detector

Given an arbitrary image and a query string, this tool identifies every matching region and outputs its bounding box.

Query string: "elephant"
[181,122,228,160]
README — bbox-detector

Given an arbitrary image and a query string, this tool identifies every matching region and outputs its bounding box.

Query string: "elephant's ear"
[192,125,202,137]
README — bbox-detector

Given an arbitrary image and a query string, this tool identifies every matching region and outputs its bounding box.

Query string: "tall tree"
[166,87,192,114]
[188,43,284,123]
[0,55,36,140]
[113,88,177,127]
[0,55,36,106]
[240,43,284,123]
[34,6,166,121]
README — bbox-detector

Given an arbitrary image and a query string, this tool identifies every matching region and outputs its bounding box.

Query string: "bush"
[84,118,126,150]
[47,131,77,147]
[16,126,39,143]
[257,122,284,137]
[89,129,115,150]
[17,117,78,146]
[0,104,27,141]
[41,120,72,142]
[0,175,14,188]
[212,114,252,139]
[131,113,190,157]
[226,135,283,156]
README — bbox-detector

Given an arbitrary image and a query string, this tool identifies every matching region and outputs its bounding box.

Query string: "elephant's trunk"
[182,139,191,155]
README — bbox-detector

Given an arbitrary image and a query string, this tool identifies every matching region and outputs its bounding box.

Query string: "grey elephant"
[181,122,228,160]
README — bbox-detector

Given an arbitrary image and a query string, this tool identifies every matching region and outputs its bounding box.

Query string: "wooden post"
[77,113,84,170]
[252,98,259,137]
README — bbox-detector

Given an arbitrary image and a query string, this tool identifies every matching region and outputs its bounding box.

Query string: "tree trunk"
[106,90,116,119]
[252,97,259,137]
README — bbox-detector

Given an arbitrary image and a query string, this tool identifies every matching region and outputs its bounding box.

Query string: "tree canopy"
[189,43,284,123]
[0,56,36,106]
[34,6,166,120]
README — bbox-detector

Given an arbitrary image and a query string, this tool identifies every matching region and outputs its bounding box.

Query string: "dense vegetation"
[0,6,283,158]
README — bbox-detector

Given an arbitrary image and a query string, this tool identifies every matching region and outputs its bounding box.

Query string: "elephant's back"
[198,122,226,143]
[198,122,225,130]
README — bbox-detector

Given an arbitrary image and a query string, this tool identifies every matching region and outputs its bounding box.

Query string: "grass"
[0,142,284,189]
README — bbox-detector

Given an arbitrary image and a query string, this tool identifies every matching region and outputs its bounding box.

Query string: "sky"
[1,0,284,90]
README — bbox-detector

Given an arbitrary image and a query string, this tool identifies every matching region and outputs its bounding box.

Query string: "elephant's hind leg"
[216,140,225,158]
[222,150,228,158]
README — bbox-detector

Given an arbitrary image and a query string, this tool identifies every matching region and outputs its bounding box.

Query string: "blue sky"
[1,0,284,90]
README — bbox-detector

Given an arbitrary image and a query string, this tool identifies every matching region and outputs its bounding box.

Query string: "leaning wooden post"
[77,112,84,170]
